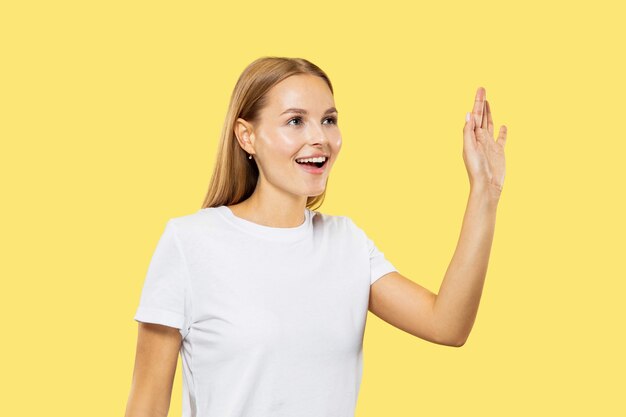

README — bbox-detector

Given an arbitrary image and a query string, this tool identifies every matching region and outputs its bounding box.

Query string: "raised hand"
[462,87,507,198]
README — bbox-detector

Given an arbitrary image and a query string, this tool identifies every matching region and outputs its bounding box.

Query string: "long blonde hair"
[200,56,334,211]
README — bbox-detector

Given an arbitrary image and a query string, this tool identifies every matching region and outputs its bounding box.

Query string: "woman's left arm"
[434,87,508,344]
[368,87,507,347]
[433,183,499,346]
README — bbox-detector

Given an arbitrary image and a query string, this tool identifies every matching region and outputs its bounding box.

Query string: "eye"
[287,116,303,126]
[287,116,338,126]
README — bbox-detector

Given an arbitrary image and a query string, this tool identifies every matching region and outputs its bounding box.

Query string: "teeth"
[296,156,327,163]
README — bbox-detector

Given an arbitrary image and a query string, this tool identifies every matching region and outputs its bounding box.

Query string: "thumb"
[496,125,507,149]
[464,112,475,145]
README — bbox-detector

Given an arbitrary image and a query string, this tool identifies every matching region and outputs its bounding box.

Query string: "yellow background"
[1,1,624,416]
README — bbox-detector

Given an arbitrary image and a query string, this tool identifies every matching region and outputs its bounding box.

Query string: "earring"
[248,154,252,159]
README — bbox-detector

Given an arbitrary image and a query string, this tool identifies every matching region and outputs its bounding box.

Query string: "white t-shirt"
[133,205,397,417]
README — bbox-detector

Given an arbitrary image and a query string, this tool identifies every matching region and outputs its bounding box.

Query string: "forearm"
[433,184,500,346]
[125,384,170,417]
[125,399,169,417]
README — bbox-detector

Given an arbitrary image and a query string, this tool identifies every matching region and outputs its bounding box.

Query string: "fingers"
[464,111,476,146]
[486,100,494,137]
[496,125,507,149]
[467,88,505,149]
[482,100,489,134]
[472,87,486,128]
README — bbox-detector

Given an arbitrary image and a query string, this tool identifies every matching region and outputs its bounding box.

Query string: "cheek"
[333,136,342,152]
[258,133,298,162]
[268,131,302,157]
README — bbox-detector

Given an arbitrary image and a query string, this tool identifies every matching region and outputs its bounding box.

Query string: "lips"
[295,154,329,160]
[295,157,329,174]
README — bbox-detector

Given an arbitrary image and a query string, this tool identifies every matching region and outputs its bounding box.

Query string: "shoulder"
[311,209,348,225]
[164,208,366,242]
[161,207,225,242]
[311,210,365,239]
[168,207,215,225]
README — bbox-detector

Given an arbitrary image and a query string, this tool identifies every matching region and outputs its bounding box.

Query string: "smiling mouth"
[294,156,330,173]
[295,155,329,168]
[296,160,327,168]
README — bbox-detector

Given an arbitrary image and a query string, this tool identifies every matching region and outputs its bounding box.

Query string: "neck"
[230,182,309,228]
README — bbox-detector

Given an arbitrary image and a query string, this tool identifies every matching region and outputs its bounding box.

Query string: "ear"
[234,118,256,155]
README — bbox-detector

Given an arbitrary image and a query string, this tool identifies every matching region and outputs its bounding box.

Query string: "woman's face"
[236,73,342,199]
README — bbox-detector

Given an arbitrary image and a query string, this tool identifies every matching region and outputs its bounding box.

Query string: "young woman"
[125,56,507,417]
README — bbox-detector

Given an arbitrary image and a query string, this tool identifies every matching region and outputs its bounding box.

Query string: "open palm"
[463,87,507,197]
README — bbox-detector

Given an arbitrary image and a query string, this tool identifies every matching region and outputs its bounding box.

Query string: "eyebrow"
[280,107,338,116]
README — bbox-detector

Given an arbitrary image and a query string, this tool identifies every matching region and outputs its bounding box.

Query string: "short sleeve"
[366,234,397,285]
[346,217,398,285]
[134,219,192,338]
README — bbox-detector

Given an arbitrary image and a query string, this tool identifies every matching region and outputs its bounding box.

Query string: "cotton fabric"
[133,206,397,417]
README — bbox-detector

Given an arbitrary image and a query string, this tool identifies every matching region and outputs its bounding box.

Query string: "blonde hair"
[200,56,334,211]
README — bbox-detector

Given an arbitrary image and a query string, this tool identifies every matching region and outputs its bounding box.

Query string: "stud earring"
[248,154,252,159]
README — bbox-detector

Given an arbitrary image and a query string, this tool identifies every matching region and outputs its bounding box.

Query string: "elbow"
[449,337,467,348]
[436,331,468,347]
[449,332,470,347]
[431,316,470,347]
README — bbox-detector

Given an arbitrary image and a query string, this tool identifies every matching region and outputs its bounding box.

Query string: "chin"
[311,187,327,197]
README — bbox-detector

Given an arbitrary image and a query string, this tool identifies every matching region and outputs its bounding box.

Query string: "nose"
[306,122,329,147]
